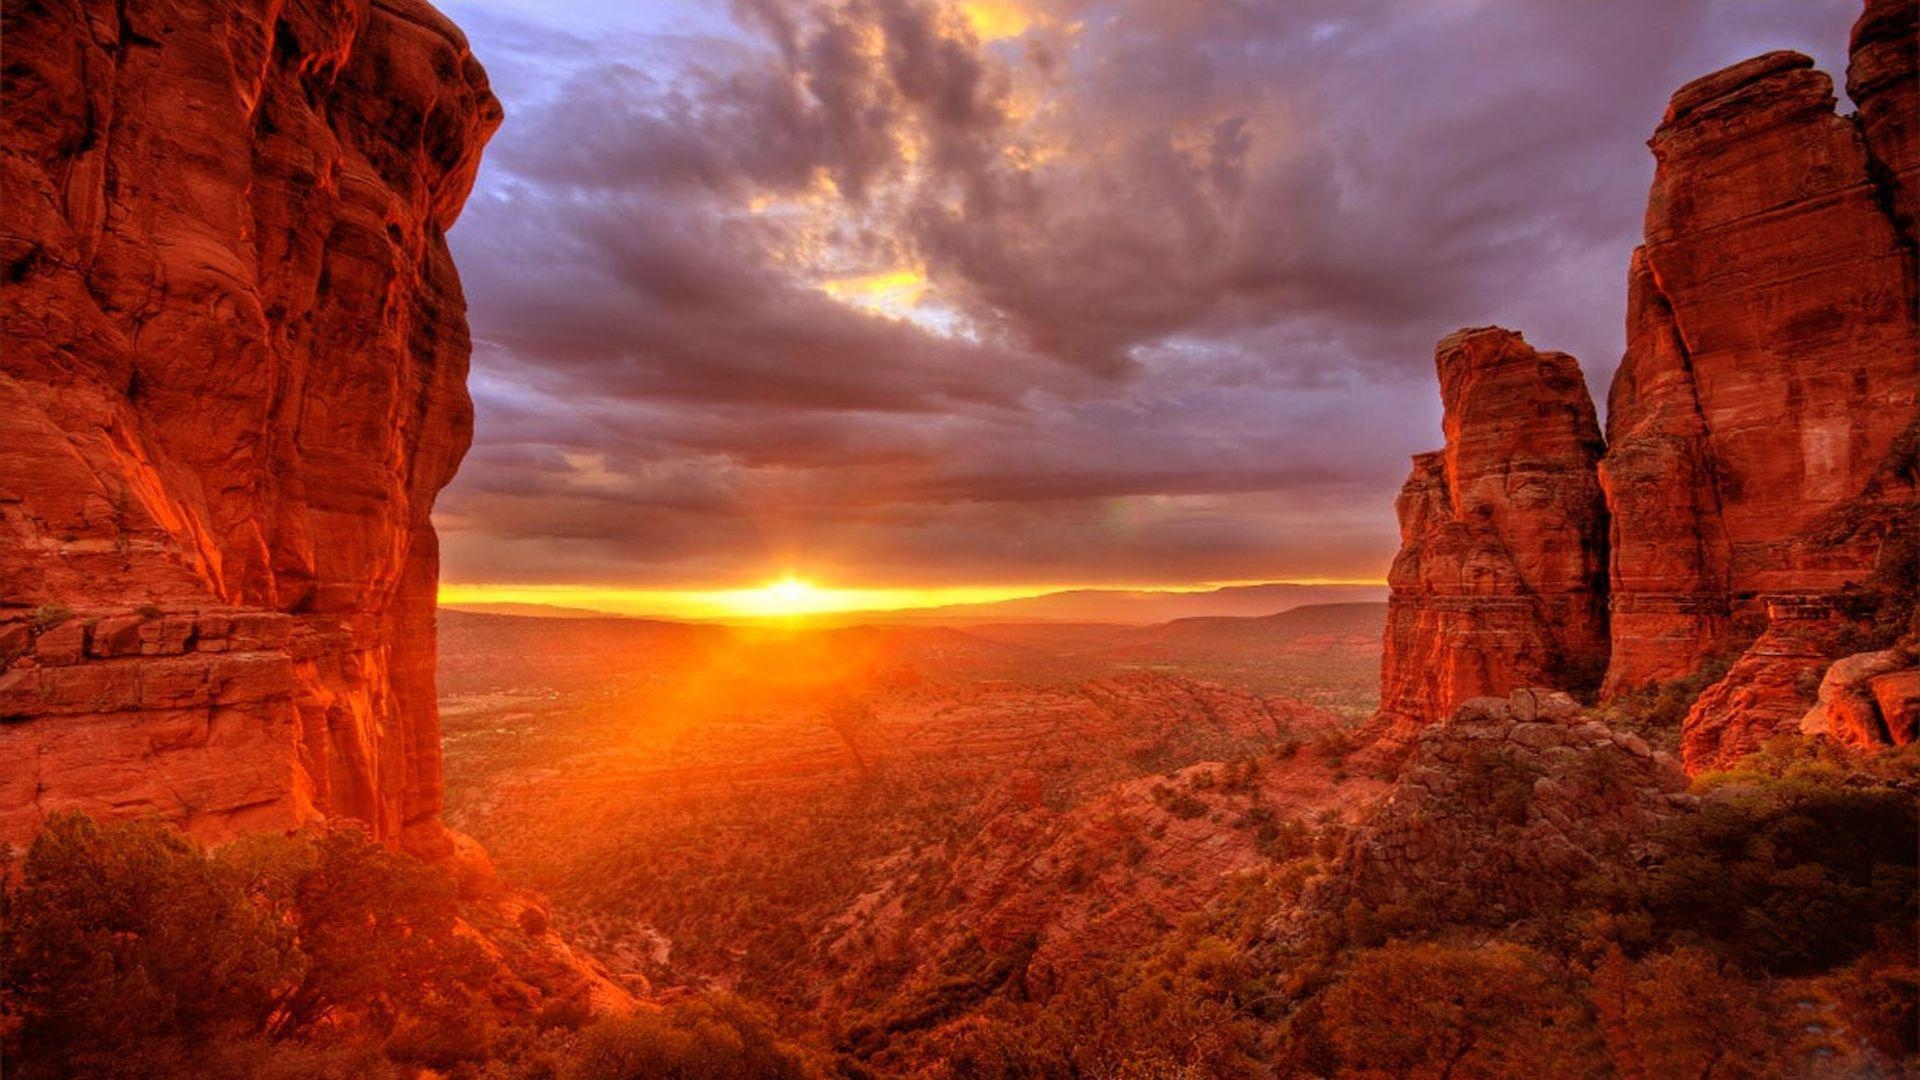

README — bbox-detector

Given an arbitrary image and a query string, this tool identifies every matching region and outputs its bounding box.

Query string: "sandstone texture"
[1601,39,1919,699]
[1800,644,1920,751]
[0,0,501,853]
[1849,0,1919,244]
[1375,2,1919,773]
[1375,328,1609,739]
[1338,690,1689,924]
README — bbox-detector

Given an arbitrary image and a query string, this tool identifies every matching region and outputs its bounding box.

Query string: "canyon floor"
[436,605,1388,1060]
[432,604,1918,1077]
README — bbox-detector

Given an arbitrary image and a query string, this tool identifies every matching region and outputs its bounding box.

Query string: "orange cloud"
[962,0,1035,41]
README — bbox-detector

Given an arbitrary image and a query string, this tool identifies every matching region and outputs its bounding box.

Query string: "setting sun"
[725,577,830,617]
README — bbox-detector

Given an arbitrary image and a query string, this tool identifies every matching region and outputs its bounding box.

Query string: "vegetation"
[1593,650,1736,751]
[895,739,1920,1078]
[560,998,810,1080]
[0,814,817,1080]
[11,670,1916,1078]
[26,603,71,632]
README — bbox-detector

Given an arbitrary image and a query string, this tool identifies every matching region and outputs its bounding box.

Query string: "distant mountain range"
[440,582,1387,627]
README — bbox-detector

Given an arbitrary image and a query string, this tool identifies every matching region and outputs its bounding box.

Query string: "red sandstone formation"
[1601,41,1919,703]
[1337,690,1689,925]
[1614,3,1919,770]
[1377,2,1919,772]
[1800,645,1920,752]
[1849,0,1919,245]
[0,0,501,853]
[1375,328,1609,739]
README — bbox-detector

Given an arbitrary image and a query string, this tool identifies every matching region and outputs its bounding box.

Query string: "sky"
[431,0,1861,615]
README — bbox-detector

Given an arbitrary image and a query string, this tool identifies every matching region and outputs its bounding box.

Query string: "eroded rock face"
[1375,4,1919,774]
[1375,328,1609,740]
[0,0,501,853]
[1849,0,1919,245]
[1800,645,1920,752]
[1600,40,1919,699]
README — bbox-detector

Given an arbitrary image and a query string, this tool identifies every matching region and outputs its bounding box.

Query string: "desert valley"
[2,0,1918,1078]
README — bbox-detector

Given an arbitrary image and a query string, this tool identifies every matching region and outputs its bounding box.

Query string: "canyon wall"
[0,0,501,854]
[1374,328,1609,739]
[1379,0,1919,771]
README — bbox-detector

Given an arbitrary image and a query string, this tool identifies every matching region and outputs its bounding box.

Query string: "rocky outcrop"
[1375,328,1609,739]
[1679,598,1864,770]
[1603,5,1919,770]
[1338,690,1689,925]
[1849,0,1919,245]
[1376,2,1919,773]
[0,0,501,853]
[1800,645,1920,751]
[1600,41,1919,702]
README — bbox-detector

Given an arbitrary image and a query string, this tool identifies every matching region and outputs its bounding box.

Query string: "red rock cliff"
[1377,1,1918,771]
[0,0,501,854]
[1375,328,1610,739]
[1601,42,1918,703]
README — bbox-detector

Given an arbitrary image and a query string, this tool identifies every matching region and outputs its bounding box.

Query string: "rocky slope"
[0,0,500,854]
[1335,689,1689,925]
[1377,0,1920,772]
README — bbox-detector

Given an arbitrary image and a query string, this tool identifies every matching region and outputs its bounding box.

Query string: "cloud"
[437,0,1862,590]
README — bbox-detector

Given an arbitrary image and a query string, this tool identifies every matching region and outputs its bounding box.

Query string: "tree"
[1588,946,1788,1080]
[1318,940,1599,1079]
[218,825,494,1038]
[559,995,809,1080]
[1,814,297,1079]
[1,815,499,1079]
[1640,775,1917,974]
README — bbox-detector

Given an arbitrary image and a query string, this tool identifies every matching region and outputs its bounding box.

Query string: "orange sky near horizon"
[436,576,1388,620]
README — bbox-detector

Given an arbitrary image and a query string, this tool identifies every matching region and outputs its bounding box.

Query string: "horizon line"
[436,578,1390,621]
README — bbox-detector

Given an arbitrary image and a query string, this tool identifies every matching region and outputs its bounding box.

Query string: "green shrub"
[1596,650,1737,750]
[1,815,297,1079]
[28,603,72,632]
[559,997,808,1080]
[1,814,498,1079]
[1314,941,1598,1078]
[1637,774,1917,975]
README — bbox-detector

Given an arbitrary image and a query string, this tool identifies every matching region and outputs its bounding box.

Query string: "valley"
[436,605,1385,1043]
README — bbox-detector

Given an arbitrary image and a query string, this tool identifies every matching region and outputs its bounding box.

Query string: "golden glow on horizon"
[723,577,832,617]
[437,578,1389,621]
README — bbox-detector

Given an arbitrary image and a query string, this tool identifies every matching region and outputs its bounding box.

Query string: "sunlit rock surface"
[1375,328,1609,740]
[0,0,501,853]
[1601,41,1918,703]
[1375,2,1919,773]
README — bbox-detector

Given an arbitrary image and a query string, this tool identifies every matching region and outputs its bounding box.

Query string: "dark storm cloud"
[437,0,1862,589]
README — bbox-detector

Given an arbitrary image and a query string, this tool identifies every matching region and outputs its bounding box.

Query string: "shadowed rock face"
[1378,1,1919,772]
[1849,0,1919,245]
[1376,328,1609,740]
[0,0,501,853]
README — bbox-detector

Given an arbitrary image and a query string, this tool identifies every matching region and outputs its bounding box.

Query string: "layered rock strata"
[1800,645,1920,752]
[1375,328,1609,739]
[1601,43,1919,698]
[0,0,502,853]
[1376,1,1919,772]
